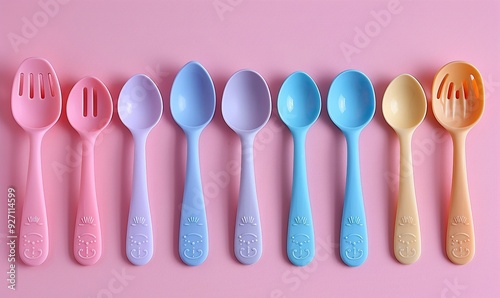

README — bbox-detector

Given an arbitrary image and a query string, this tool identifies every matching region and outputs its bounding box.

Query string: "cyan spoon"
[327,70,375,267]
[278,71,321,266]
[171,61,215,266]
[118,74,163,266]
[222,70,271,265]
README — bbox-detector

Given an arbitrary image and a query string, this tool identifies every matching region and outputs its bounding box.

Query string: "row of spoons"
[11,58,483,268]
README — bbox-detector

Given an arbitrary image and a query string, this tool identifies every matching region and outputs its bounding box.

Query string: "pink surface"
[1,0,499,297]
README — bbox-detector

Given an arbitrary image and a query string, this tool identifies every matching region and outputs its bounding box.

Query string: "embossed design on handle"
[131,216,148,227]
[129,233,150,259]
[182,233,204,260]
[239,216,257,226]
[449,215,472,259]
[184,216,203,226]
[288,214,314,265]
[22,215,45,261]
[346,216,363,226]
[395,212,421,264]
[237,232,259,258]
[343,233,364,260]
[451,216,470,226]
[77,233,98,259]
[398,216,416,226]
[292,216,309,226]
[397,232,417,259]
[79,216,96,226]
[23,232,44,260]
[290,233,311,260]
[25,216,43,226]
[450,233,471,259]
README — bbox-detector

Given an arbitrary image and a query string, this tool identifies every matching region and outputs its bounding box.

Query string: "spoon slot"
[18,73,24,96]
[83,88,88,117]
[93,88,98,117]
[39,74,45,99]
[437,73,449,100]
[29,73,34,99]
[47,73,55,97]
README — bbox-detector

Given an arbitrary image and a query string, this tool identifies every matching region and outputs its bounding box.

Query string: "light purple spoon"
[222,70,271,265]
[118,74,163,265]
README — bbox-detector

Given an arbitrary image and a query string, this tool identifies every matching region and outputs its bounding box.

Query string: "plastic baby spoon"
[432,61,484,265]
[118,74,163,265]
[171,61,215,266]
[278,71,321,266]
[222,70,271,265]
[11,57,62,266]
[382,74,426,264]
[327,70,375,267]
[67,77,113,265]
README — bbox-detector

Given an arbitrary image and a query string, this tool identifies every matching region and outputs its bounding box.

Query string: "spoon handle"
[446,132,475,265]
[126,133,154,265]
[234,135,262,265]
[74,138,102,265]
[394,132,421,264]
[287,130,314,266]
[19,132,49,266]
[340,132,368,266]
[179,132,209,266]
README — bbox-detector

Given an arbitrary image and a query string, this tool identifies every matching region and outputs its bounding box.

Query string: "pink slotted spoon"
[11,57,62,266]
[67,77,113,265]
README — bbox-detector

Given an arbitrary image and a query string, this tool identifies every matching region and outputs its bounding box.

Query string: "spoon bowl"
[67,77,113,134]
[432,62,484,130]
[383,74,427,131]
[171,61,215,130]
[382,74,426,265]
[12,58,62,131]
[222,69,271,265]
[278,71,321,129]
[327,70,375,131]
[171,61,215,266]
[222,70,271,133]
[278,71,321,266]
[118,74,163,130]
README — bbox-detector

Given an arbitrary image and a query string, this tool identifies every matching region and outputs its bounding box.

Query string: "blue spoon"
[171,61,216,266]
[278,72,321,266]
[327,70,375,267]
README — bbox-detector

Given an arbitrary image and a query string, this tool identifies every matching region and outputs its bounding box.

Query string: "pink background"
[1,0,499,297]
